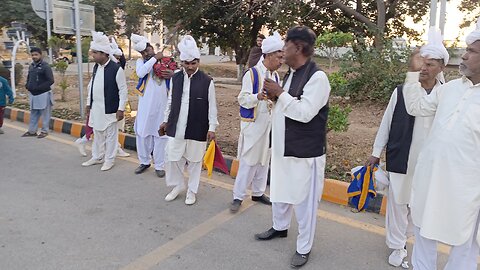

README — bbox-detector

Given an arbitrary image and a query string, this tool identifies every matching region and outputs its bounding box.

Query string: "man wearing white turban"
[131,33,173,178]
[82,31,128,171]
[159,35,218,205]
[365,28,447,268]
[403,17,480,270]
[230,31,284,213]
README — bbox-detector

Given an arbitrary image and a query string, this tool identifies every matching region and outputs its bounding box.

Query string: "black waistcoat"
[386,85,415,174]
[283,60,329,158]
[166,70,212,142]
[90,61,121,114]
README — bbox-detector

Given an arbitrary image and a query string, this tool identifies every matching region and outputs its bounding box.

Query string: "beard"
[459,64,473,77]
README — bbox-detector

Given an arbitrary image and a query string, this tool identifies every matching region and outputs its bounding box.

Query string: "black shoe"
[155,169,166,178]
[252,194,272,205]
[254,227,288,240]
[230,199,242,213]
[290,251,310,268]
[135,164,150,174]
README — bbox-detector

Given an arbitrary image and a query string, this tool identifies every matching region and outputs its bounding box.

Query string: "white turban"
[261,31,284,54]
[178,35,200,61]
[420,27,449,65]
[466,17,480,45]
[131,33,149,52]
[110,38,122,56]
[90,31,111,54]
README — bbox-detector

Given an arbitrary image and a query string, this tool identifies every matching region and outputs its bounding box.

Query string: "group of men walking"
[14,17,480,268]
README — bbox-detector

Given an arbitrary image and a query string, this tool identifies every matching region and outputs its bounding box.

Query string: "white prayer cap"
[466,17,480,45]
[261,31,284,54]
[90,31,111,54]
[131,33,149,52]
[178,35,200,61]
[420,27,449,65]
[110,38,122,56]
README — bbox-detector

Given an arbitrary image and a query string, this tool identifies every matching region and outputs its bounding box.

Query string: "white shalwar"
[403,72,480,269]
[233,61,276,201]
[270,68,330,254]
[164,69,218,193]
[134,58,169,170]
[372,84,438,249]
[87,60,128,164]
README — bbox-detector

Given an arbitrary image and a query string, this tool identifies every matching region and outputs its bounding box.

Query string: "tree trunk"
[128,38,132,60]
[375,0,386,49]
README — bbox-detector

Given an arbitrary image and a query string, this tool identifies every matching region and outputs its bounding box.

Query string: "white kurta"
[270,69,331,204]
[164,68,218,163]
[372,85,438,205]
[87,60,128,131]
[134,58,169,137]
[237,61,276,166]
[404,72,480,246]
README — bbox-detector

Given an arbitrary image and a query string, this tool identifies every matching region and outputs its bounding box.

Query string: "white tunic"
[404,72,480,246]
[372,84,439,205]
[87,60,128,131]
[134,58,169,137]
[164,68,218,163]
[237,61,277,166]
[270,69,330,204]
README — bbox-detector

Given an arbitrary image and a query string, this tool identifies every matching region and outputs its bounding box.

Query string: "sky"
[403,0,478,47]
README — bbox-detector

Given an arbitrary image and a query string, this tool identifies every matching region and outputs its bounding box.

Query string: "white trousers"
[232,159,269,200]
[91,122,118,164]
[271,160,324,254]
[136,135,167,170]
[412,212,480,270]
[386,186,414,249]
[165,157,202,193]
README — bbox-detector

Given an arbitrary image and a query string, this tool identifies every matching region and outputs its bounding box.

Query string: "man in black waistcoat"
[365,31,448,267]
[81,31,128,172]
[159,35,218,206]
[254,26,331,268]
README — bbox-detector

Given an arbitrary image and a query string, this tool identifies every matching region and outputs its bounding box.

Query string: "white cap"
[261,31,284,54]
[466,17,480,45]
[131,33,149,52]
[90,31,111,54]
[178,35,200,61]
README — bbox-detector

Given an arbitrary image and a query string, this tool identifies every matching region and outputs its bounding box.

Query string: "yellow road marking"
[4,122,452,260]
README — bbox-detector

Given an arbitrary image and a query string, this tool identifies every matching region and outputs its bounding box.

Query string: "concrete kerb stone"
[5,106,387,215]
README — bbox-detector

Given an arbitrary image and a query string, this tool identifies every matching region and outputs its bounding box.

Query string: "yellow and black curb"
[5,106,388,215]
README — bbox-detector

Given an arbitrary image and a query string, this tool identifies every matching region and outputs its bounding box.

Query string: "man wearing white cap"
[159,35,218,205]
[82,31,128,171]
[131,33,173,177]
[365,28,448,268]
[403,18,480,269]
[230,31,284,213]
[255,26,330,268]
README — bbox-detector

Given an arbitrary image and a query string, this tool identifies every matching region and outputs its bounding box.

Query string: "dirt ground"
[9,61,399,180]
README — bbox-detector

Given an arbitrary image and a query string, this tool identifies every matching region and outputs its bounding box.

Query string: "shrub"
[52,60,69,101]
[339,42,410,102]
[14,63,23,86]
[328,72,348,97]
[328,104,352,133]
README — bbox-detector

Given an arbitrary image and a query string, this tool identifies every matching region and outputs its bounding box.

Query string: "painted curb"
[5,106,387,215]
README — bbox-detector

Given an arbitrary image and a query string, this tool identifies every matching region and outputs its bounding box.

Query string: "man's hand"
[158,122,167,136]
[257,91,267,100]
[365,156,380,168]
[161,70,174,79]
[8,97,14,104]
[408,48,424,72]
[85,106,91,116]
[207,131,215,143]
[154,52,164,60]
[263,78,283,101]
[116,110,124,121]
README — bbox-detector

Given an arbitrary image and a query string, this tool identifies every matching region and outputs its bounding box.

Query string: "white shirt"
[87,60,128,131]
[403,71,480,246]
[164,68,218,162]
[237,61,277,166]
[270,68,330,204]
[372,84,438,204]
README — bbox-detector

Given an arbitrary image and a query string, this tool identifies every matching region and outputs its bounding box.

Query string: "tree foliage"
[316,31,353,69]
